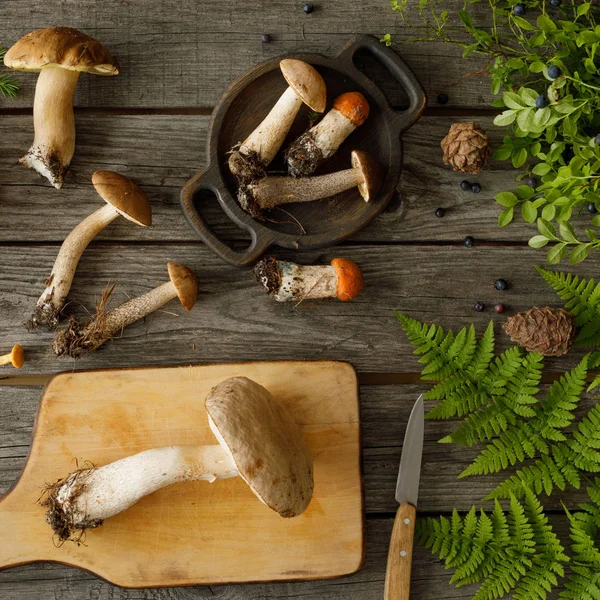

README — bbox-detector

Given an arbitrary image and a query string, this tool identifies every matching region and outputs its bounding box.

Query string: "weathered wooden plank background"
[0,1,595,598]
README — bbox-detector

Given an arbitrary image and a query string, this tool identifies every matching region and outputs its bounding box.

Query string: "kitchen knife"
[384,394,424,600]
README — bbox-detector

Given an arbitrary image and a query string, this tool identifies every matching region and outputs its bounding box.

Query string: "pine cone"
[441,122,492,174]
[503,307,576,357]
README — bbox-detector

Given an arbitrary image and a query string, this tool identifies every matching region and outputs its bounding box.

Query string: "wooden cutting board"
[0,361,363,588]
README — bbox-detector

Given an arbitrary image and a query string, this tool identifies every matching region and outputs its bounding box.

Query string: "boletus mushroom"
[4,28,119,188]
[228,59,326,181]
[28,171,151,330]
[0,344,25,369]
[254,256,363,302]
[41,377,314,542]
[53,262,197,358]
[238,149,382,219]
[286,92,370,177]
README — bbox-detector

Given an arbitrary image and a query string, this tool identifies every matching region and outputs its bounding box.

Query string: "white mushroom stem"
[304,109,356,159]
[21,67,81,189]
[34,204,119,326]
[54,446,237,526]
[262,260,337,302]
[242,166,364,211]
[236,86,303,166]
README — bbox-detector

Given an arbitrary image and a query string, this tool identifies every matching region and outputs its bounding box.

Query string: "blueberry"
[495,279,508,291]
[460,180,472,191]
[437,93,449,105]
[261,33,272,43]
[303,2,314,13]
[588,202,598,214]
[527,177,537,187]
[513,3,526,15]
[435,207,446,218]
[495,303,505,314]
[535,95,548,109]
[472,183,482,193]
[550,0,561,6]
[464,236,475,248]
[548,65,561,79]
[474,301,485,312]
[595,135,600,145]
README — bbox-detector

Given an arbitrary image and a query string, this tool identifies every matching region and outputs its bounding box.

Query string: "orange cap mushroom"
[0,344,25,368]
[333,92,370,127]
[331,258,364,301]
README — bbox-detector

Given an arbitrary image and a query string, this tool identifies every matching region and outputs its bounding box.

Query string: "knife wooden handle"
[384,502,416,600]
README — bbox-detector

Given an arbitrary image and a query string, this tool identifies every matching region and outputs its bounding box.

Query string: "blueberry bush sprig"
[384,0,600,264]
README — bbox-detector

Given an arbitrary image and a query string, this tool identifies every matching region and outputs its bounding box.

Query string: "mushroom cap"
[9,344,24,368]
[330,258,364,301]
[333,92,370,127]
[351,150,383,203]
[279,59,326,113]
[92,171,152,227]
[167,262,198,311]
[205,376,314,518]
[4,28,119,75]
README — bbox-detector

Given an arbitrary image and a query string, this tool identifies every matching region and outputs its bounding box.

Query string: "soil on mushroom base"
[228,145,267,183]
[253,257,282,295]
[25,292,61,331]
[285,132,324,177]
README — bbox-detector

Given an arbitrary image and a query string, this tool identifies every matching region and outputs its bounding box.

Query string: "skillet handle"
[337,34,426,135]
[180,166,274,267]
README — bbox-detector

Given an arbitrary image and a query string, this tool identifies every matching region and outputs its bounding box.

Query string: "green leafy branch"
[0,46,18,98]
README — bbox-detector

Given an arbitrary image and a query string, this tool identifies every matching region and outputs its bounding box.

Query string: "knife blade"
[384,395,425,600]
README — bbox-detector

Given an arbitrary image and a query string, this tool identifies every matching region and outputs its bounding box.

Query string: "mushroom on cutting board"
[238,149,382,219]
[4,28,119,188]
[228,59,326,181]
[28,171,151,330]
[53,262,197,358]
[254,257,364,302]
[286,92,370,177]
[41,377,314,542]
[0,345,24,369]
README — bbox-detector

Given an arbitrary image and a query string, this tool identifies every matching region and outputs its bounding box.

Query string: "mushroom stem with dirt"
[238,149,382,219]
[28,171,152,330]
[286,92,370,177]
[228,59,326,181]
[254,257,363,302]
[4,28,119,188]
[42,377,314,542]
[0,345,24,369]
[53,262,198,358]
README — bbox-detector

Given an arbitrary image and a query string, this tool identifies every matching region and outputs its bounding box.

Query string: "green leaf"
[529,235,550,248]
[513,15,535,30]
[537,14,557,32]
[494,110,517,127]
[532,163,552,176]
[520,88,539,107]
[529,61,546,73]
[569,244,593,264]
[503,91,526,109]
[538,218,557,239]
[516,185,535,199]
[547,242,568,264]
[522,200,537,223]
[542,204,556,220]
[494,146,513,161]
[512,147,528,168]
[559,222,579,243]
[498,207,514,227]
[496,191,519,207]
[577,2,591,16]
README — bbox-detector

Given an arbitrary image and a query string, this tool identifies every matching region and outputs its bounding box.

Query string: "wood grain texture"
[0,1,496,110]
[0,244,597,376]
[0,115,550,244]
[384,503,416,600]
[0,362,362,586]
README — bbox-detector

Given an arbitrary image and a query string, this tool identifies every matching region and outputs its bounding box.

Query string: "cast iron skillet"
[180,35,426,267]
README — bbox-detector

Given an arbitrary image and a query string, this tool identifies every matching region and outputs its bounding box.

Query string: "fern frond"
[0,46,18,98]
[537,267,600,347]
[416,489,568,600]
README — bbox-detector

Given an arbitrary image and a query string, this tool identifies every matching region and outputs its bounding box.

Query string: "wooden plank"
[1,385,592,514]
[0,244,596,376]
[0,115,557,243]
[0,1,496,110]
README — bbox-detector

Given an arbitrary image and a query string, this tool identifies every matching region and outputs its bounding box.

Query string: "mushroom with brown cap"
[0,345,25,369]
[53,262,197,358]
[228,59,326,181]
[286,92,370,177]
[41,376,313,542]
[28,171,152,330]
[4,28,119,188]
[238,149,382,219]
[254,257,363,302]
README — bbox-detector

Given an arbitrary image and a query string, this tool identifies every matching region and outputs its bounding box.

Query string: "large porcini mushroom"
[228,59,326,181]
[41,377,313,542]
[53,262,197,358]
[0,344,25,369]
[254,257,363,302]
[28,171,151,330]
[238,149,382,219]
[286,92,370,177]
[4,28,119,188]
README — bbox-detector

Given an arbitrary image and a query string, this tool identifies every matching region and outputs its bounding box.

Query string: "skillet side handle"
[180,168,273,267]
[337,35,427,135]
